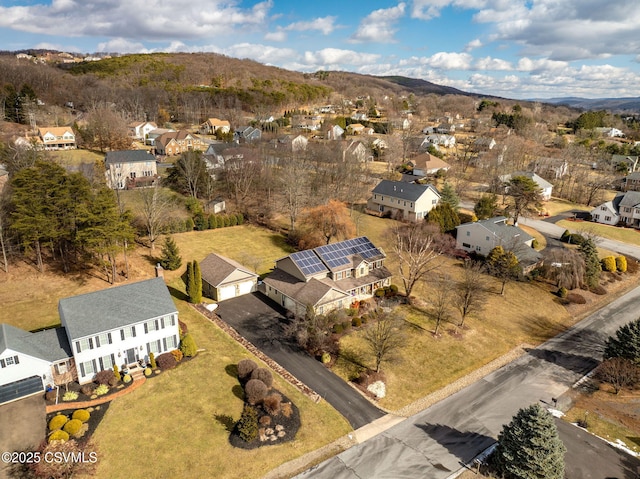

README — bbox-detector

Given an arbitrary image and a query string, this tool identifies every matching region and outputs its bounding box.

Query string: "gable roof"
[59,278,177,341]
[200,253,258,288]
[105,150,156,165]
[457,216,534,242]
[1,324,71,362]
[372,180,440,202]
[501,171,553,190]
[38,127,74,137]
[263,269,349,307]
[409,153,451,171]
[619,191,640,208]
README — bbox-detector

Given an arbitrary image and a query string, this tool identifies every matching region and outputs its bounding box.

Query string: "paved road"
[299,285,640,479]
[216,293,385,429]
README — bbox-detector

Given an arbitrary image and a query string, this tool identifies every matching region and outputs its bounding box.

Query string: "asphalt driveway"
[216,293,385,429]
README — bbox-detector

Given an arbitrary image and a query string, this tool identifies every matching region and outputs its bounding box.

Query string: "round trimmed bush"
[567,293,587,304]
[352,317,362,327]
[590,285,607,295]
[45,390,57,402]
[171,349,184,362]
[333,323,344,334]
[156,352,177,370]
[321,352,331,364]
[245,379,268,405]
[389,284,399,294]
[63,419,83,436]
[94,384,109,396]
[144,367,152,377]
[557,287,568,299]
[48,430,69,443]
[49,414,68,431]
[601,256,617,273]
[72,409,90,423]
[250,368,273,388]
[123,374,132,384]
[616,256,628,273]
[237,359,258,380]
[263,393,283,415]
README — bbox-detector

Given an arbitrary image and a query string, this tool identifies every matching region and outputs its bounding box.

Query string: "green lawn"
[557,219,640,247]
[46,149,104,167]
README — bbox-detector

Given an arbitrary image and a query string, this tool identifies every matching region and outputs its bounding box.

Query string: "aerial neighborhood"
[2,50,640,479]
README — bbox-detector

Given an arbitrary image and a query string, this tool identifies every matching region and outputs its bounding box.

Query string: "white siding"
[0,349,50,389]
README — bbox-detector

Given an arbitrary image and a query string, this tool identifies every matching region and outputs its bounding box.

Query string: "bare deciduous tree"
[431,275,453,335]
[594,357,639,394]
[364,309,405,373]
[454,261,487,327]
[390,222,453,301]
[137,182,174,250]
[541,248,585,290]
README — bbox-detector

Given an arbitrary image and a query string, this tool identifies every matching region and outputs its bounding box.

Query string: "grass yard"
[91,291,351,479]
[46,149,105,167]
[557,219,640,247]
[543,198,592,217]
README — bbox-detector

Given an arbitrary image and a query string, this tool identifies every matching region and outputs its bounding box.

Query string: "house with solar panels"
[262,237,392,317]
[367,180,440,221]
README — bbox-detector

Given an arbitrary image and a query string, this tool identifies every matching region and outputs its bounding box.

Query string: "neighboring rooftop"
[105,150,155,164]
[1,324,71,362]
[372,180,440,202]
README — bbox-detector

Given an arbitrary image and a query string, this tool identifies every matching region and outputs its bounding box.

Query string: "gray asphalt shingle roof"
[105,150,156,164]
[200,253,258,288]
[1,324,71,362]
[59,278,177,341]
[372,180,440,202]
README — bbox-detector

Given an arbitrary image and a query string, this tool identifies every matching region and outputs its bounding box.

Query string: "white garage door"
[219,281,256,301]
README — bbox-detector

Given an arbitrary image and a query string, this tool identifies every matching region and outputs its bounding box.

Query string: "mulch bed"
[45,403,110,443]
[229,390,301,450]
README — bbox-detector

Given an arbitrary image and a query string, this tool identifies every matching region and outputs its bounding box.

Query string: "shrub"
[123,374,132,384]
[229,214,238,226]
[333,323,344,334]
[94,384,109,396]
[108,375,119,387]
[144,367,152,377]
[236,213,244,225]
[94,369,114,386]
[352,317,362,327]
[45,390,57,402]
[616,256,628,273]
[156,352,177,370]
[341,320,352,331]
[590,285,607,295]
[458,212,477,224]
[113,365,121,381]
[250,368,273,388]
[557,287,568,299]
[72,409,90,423]
[601,256,617,273]
[281,402,293,418]
[49,414,68,431]
[179,332,198,357]
[48,430,69,443]
[237,405,258,442]
[374,288,385,298]
[80,384,95,396]
[170,349,183,362]
[245,379,268,405]
[389,284,399,294]
[346,308,358,316]
[185,217,195,231]
[63,419,83,436]
[561,229,570,241]
[259,415,271,426]
[237,359,258,380]
[62,391,78,402]
[263,393,283,415]
[567,293,587,304]
[149,353,157,369]
[531,239,539,249]
[321,352,331,364]
[627,259,639,274]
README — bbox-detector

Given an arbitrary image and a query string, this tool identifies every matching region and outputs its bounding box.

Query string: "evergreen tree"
[192,259,202,303]
[474,194,499,220]
[439,182,460,210]
[579,238,601,288]
[179,332,198,357]
[604,318,640,363]
[492,403,566,479]
[486,246,520,295]
[159,236,182,271]
[426,202,460,233]
[185,261,195,303]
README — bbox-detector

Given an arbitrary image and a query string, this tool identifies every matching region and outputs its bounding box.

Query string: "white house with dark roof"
[591,191,640,227]
[0,278,181,403]
[105,150,158,189]
[262,237,392,317]
[455,216,541,270]
[59,278,179,384]
[367,179,440,221]
[500,171,553,201]
[200,253,259,301]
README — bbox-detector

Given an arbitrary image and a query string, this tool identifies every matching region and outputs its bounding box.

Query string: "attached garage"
[200,253,259,302]
[0,376,43,404]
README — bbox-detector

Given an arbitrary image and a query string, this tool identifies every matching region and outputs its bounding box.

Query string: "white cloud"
[350,3,406,43]
[264,30,287,42]
[97,38,151,53]
[424,52,473,70]
[303,48,381,66]
[473,56,512,71]
[516,57,568,73]
[0,0,273,41]
[284,16,337,35]
[464,38,482,51]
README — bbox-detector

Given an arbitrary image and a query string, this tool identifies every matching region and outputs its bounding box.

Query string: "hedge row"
[192,213,244,231]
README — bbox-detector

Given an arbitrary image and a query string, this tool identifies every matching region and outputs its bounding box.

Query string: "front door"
[126,348,137,364]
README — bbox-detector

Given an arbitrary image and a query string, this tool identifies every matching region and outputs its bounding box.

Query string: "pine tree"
[474,194,499,220]
[439,182,460,210]
[579,238,601,288]
[492,403,566,479]
[186,261,195,303]
[604,318,640,362]
[426,202,460,233]
[159,236,182,271]
[192,260,202,303]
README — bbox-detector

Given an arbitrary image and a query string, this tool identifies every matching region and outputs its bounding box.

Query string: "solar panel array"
[290,250,328,276]
[315,237,383,270]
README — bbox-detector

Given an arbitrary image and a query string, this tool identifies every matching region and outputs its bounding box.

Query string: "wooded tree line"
[2,161,133,282]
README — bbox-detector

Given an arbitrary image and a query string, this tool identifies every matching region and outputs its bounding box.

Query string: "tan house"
[367,180,440,221]
[408,153,451,176]
[105,150,158,189]
[200,254,259,301]
[199,118,231,135]
[263,237,392,317]
[38,127,76,150]
[155,130,206,156]
[128,121,158,140]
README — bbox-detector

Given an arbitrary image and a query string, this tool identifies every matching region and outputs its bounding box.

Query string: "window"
[147,340,162,355]
[55,362,67,374]
[95,332,112,347]
[145,320,159,333]
[466,231,470,236]
[605,216,612,221]
[76,337,93,353]
[594,214,600,220]
[476,246,481,252]
[486,236,490,241]
[99,354,115,370]
[121,326,136,340]
[601,206,607,210]
[432,199,437,204]
[81,360,96,377]
[462,242,471,248]
[166,335,177,349]
[2,355,19,367]
[345,269,352,278]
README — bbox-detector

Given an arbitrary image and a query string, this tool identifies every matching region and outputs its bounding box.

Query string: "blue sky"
[1,0,639,99]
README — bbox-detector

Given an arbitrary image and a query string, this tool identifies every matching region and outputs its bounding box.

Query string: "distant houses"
[367,180,440,221]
